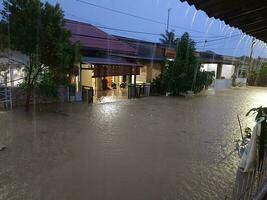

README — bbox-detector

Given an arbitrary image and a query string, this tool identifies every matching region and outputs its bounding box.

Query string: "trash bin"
[135,85,141,98]
[140,84,145,95]
[128,84,135,99]
[143,84,151,97]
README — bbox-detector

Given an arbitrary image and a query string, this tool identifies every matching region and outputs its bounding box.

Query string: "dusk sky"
[2,0,267,58]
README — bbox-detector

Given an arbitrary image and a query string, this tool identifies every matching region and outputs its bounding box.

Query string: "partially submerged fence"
[233,154,267,200]
[233,108,267,200]
[0,86,12,110]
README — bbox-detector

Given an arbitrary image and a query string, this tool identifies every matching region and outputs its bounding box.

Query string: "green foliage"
[151,74,165,95]
[159,30,176,47]
[193,69,215,93]
[248,70,257,86]
[1,0,41,55]
[39,3,80,82]
[19,69,58,98]
[152,32,214,95]
[0,23,8,50]
[256,63,267,86]
[36,72,58,98]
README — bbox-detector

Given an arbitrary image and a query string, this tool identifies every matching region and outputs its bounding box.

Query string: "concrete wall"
[81,70,93,87]
[0,86,67,108]
[151,63,162,82]
[81,64,93,87]
[136,62,163,83]
[236,78,247,86]
[214,79,232,89]
[136,66,147,83]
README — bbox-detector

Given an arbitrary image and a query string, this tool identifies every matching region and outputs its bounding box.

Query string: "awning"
[81,56,143,67]
[180,0,267,42]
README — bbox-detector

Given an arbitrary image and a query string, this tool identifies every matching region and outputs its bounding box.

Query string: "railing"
[0,86,12,110]
[232,153,267,200]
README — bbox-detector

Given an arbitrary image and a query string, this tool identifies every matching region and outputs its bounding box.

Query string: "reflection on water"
[0,87,267,200]
[94,88,128,103]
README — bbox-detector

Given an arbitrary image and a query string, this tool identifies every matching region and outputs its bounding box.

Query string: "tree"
[256,63,267,86]
[153,32,214,95]
[0,0,80,111]
[159,30,176,47]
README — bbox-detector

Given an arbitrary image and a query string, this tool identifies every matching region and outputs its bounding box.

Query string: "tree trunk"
[25,86,32,112]
[25,57,33,112]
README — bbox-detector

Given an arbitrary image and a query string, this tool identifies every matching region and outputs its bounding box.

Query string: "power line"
[196,37,246,48]
[198,46,252,51]
[75,0,230,37]
[70,30,225,47]
[65,11,208,39]
[69,33,254,57]
[65,13,242,45]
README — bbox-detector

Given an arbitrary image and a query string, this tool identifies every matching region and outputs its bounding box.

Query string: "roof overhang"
[180,0,267,42]
[81,56,143,67]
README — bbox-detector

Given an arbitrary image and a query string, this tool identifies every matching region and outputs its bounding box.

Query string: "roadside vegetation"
[0,0,80,111]
[256,63,267,86]
[152,32,214,95]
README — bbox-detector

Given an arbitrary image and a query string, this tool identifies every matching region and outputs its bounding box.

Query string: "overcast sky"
[2,0,267,58]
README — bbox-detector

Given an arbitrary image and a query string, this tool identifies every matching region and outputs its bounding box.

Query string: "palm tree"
[159,30,176,47]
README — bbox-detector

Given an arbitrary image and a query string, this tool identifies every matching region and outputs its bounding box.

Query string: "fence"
[0,87,12,109]
[232,153,267,200]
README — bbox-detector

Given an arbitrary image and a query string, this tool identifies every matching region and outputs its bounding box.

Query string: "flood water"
[1,87,267,200]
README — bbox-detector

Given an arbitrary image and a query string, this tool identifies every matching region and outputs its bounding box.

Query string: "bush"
[19,70,59,99]
[151,32,214,95]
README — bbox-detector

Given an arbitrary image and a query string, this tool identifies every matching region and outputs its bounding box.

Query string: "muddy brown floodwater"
[1,87,267,200]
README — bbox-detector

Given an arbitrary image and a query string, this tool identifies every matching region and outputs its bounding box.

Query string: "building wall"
[136,62,163,83]
[95,78,102,91]
[81,64,93,87]
[221,64,235,79]
[214,79,232,89]
[151,63,162,81]
[0,86,67,109]
[136,65,147,83]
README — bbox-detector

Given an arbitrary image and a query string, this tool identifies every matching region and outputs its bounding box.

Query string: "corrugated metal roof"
[64,19,137,55]
[180,0,267,42]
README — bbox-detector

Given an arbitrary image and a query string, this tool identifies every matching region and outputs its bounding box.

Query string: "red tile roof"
[64,19,137,55]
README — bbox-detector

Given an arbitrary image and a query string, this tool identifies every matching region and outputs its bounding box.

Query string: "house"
[64,19,143,99]
[113,36,166,83]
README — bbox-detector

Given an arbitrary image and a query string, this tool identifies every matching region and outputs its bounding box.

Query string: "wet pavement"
[0,87,267,200]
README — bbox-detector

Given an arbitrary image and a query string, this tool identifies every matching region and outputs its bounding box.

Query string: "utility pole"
[248,38,256,83]
[203,40,207,51]
[167,8,171,32]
